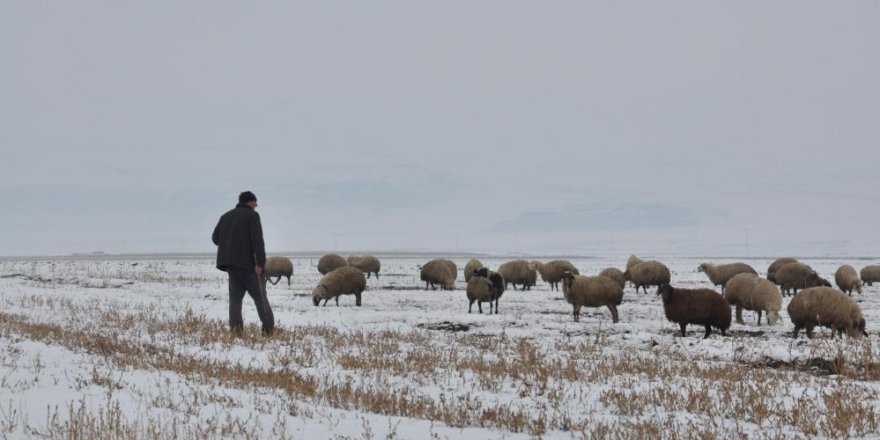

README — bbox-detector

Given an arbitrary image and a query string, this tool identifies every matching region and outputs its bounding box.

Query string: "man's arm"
[250,212,267,269]
[212,218,221,246]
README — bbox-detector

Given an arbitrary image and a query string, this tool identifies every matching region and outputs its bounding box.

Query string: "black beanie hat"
[238,191,257,204]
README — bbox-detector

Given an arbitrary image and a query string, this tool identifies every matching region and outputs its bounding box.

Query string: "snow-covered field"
[1,255,879,439]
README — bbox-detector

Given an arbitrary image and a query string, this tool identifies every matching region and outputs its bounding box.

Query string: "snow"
[1,255,879,438]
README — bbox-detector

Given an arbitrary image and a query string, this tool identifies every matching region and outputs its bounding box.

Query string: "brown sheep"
[534,260,579,291]
[347,255,381,279]
[463,258,483,283]
[835,265,862,296]
[264,256,294,286]
[775,262,831,296]
[861,265,880,286]
[497,260,537,291]
[466,267,506,314]
[697,262,758,293]
[312,266,367,307]
[317,253,348,275]
[560,271,623,323]
[624,261,671,294]
[598,267,626,290]
[657,284,731,338]
[723,273,782,325]
[767,257,798,283]
[419,259,457,290]
[787,287,867,339]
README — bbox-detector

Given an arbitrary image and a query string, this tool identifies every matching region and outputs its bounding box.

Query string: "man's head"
[239,191,258,208]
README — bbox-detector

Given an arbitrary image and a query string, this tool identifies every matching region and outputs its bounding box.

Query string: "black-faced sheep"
[787,287,867,339]
[767,257,798,284]
[861,265,880,286]
[464,258,483,283]
[312,266,367,307]
[598,267,626,290]
[317,253,348,275]
[697,262,758,293]
[419,259,457,290]
[657,284,731,338]
[835,265,862,296]
[497,260,537,291]
[723,273,782,326]
[347,255,381,279]
[775,262,831,296]
[534,260,579,291]
[624,261,671,294]
[560,271,623,323]
[264,256,294,286]
[466,267,506,314]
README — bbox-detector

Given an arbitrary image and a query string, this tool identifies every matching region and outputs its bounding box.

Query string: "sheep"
[626,255,644,272]
[861,265,880,286]
[697,262,758,293]
[623,261,671,294]
[723,273,782,326]
[263,256,294,286]
[787,287,867,339]
[497,260,537,291]
[560,271,624,323]
[418,259,457,290]
[775,262,832,296]
[466,267,506,314]
[598,267,626,290]
[317,253,348,275]
[767,257,798,283]
[312,266,367,307]
[533,260,579,291]
[657,284,731,338]
[347,255,381,279]
[464,258,483,283]
[835,265,862,296]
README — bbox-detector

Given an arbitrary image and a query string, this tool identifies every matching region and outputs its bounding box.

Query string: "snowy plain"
[1,254,879,439]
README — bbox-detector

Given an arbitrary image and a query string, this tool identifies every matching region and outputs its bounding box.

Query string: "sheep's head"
[561,271,575,289]
[623,269,631,281]
[474,267,490,278]
[818,277,832,288]
[697,263,709,273]
[311,285,326,306]
[855,282,863,294]
[767,311,780,325]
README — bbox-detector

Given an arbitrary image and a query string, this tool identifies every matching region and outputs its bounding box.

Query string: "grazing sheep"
[534,260,579,291]
[861,265,880,286]
[497,260,537,291]
[598,267,626,290]
[624,261,671,294]
[312,266,367,307]
[347,255,381,279]
[560,271,624,323]
[697,262,758,293]
[775,262,832,296]
[419,259,457,290]
[657,284,731,338]
[835,265,862,296]
[626,255,644,272]
[723,273,782,326]
[767,257,798,283]
[464,258,483,283]
[264,256,294,286]
[466,267,506,314]
[787,287,867,339]
[317,254,348,275]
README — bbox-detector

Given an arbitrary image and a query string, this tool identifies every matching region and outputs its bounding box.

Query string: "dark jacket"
[212,204,266,272]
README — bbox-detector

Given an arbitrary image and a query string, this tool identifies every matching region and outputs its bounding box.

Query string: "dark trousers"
[227,268,274,333]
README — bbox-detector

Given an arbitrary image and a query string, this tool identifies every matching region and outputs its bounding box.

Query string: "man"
[212,191,275,335]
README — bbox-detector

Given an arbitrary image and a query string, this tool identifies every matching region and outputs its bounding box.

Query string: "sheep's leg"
[757,310,763,325]
[608,305,619,323]
[573,305,580,322]
[736,306,744,325]
[375,272,379,279]
[468,299,474,313]
[703,325,712,339]
[679,322,687,337]
[286,276,291,286]
[477,301,483,314]
[806,325,814,339]
[493,298,498,314]
[792,325,801,338]
[335,296,339,306]
[355,292,362,306]
[322,298,330,306]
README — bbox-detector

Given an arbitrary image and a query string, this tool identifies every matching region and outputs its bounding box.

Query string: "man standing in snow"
[212,191,275,336]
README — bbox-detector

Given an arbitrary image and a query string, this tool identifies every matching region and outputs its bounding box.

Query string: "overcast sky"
[2,1,878,257]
